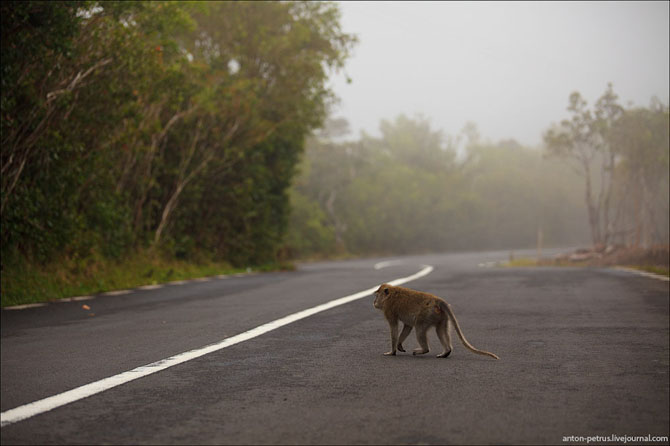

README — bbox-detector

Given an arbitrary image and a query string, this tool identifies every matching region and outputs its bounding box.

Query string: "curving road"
[1,250,668,444]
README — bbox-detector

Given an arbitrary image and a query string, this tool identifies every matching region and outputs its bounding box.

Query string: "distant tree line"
[1,1,355,267]
[287,115,591,258]
[288,86,669,259]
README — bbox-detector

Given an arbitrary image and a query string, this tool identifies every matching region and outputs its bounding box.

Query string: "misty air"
[1,2,668,445]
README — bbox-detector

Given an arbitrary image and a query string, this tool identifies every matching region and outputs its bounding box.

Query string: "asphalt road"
[1,250,668,445]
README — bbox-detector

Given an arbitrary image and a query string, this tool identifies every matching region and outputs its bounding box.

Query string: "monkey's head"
[373,284,392,309]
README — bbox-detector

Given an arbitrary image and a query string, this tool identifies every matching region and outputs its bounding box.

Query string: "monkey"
[372,283,499,360]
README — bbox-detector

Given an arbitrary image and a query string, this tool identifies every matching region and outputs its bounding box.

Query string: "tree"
[288,114,590,258]
[610,102,670,247]
[543,83,623,247]
[378,114,455,173]
[1,1,86,216]
[149,2,356,260]
[1,1,357,269]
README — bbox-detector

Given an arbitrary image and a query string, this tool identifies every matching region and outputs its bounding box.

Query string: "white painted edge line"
[71,296,95,301]
[0,264,433,427]
[373,260,403,270]
[102,290,132,296]
[3,303,47,310]
[613,266,669,282]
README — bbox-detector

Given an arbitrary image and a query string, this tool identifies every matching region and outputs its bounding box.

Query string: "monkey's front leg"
[412,325,430,355]
[384,320,400,356]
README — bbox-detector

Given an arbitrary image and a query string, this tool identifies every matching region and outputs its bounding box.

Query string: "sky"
[327,1,670,147]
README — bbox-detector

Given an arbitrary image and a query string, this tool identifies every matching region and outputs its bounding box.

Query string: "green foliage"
[286,189,336,258]
[288,115,591,259]
[1,1,355,304]
[288,87,668,260]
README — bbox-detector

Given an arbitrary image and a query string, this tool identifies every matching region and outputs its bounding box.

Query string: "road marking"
[71,296,95,301]
[3,303,47,310]
[613,266,669,282]
[0,265,433,427]
[374,260,403,270]
[102,290,132,296]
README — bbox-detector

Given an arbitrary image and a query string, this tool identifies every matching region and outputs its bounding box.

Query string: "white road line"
[0,265,433,427]
[102,290,132,296]
[71,296,95,301]
[373,260,403,270]
[3,303,47,310]
[613,266,669,282]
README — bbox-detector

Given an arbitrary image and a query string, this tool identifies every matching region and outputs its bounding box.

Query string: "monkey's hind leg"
[397,324,412,352]
[412,325,430,355]
[384,320,400,356]
[436,320,452,358]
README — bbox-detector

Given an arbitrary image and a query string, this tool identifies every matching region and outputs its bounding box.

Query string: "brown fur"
[373,283,499,359]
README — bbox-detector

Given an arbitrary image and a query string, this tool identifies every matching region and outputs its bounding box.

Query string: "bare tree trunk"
[131,105,196,234]
[153,118,239,245]
[584,164,601,246]
[600,151,615,246]
[153,123,203,245]
[633,178,642,248]
[325,189,347,251]
[641,178,651,248]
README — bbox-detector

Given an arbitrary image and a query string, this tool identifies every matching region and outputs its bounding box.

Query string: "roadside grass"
[504,257,542,268]
[1,251,294,308]
[502,257,669,278]
[624,264,670,277]
[504,257,591,268]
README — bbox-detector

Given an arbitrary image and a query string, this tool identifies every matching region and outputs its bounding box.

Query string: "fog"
[329,1,669,147]
[288,1,669,258]
[1,1,667,290]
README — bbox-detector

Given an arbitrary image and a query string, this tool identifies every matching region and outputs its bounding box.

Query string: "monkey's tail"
[440,302,500,360]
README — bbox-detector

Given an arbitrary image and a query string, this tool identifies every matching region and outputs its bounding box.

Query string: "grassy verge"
[1,251,294,308]
[505,257,543,268]
[503,257,669,278]
[504,257,591,268]
[624,265,670,277]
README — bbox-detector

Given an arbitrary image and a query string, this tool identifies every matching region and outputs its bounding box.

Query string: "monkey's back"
[385,285,446,326]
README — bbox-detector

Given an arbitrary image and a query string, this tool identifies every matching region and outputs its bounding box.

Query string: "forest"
[289,88,669,259]
[1,1,355,269]
[1,2,668,306]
